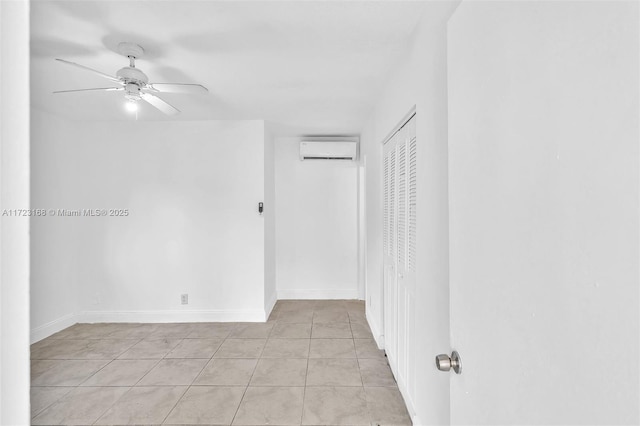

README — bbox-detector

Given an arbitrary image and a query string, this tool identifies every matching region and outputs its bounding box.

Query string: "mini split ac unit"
[299,140,358,161]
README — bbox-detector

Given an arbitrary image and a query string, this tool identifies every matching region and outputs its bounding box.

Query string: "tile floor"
[30,299,412,425]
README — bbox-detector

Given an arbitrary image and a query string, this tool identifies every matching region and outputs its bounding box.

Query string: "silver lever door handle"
[435,351,462,374]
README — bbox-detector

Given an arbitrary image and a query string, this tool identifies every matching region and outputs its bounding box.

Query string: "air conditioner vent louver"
[300,141,358,161]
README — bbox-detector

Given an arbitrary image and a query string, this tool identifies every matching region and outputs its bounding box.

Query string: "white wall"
[264,125,277,314]
[31,117,268,337]
[359,2,460,424]
[0,0,31,423]
[448,1,639,424]
[30,111,83,341]
[275,138,359,299]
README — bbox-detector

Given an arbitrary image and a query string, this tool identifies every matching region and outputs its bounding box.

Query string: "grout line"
[90,386,135,425]
[229,348,259,425]
[29,385,74,421]
[158,355,210,425]
[158,384,190,426]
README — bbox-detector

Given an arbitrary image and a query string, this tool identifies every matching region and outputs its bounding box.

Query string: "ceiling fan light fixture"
[125,99,138,112]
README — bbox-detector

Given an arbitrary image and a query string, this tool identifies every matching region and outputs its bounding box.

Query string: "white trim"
[380,106,416,146]
[412,414,424,426]
[396,374,418,423]
[30,312,77,344]
[366,308,385,349]
[264,291,278,320]
[277,289,359,300]
[78,309,266,324]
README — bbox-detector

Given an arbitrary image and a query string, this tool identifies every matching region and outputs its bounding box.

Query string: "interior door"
[383,138,398,371]
[383,115,417,394]
[448,1,639,424]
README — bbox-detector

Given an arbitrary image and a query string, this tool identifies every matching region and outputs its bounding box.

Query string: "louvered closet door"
[383,139,397,368]
[382,114,417,402]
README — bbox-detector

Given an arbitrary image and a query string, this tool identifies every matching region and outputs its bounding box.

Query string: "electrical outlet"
[181,294,188,305]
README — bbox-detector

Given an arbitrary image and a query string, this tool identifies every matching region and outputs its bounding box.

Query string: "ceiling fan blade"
[140,92,180,116]
[55,58,121,83]
[146,83,208,94]
[53,87,124,94]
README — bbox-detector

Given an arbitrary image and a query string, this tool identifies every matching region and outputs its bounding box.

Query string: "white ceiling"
[31,1,429,136]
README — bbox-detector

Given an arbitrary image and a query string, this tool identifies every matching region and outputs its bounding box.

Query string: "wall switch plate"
[181,294,188,305]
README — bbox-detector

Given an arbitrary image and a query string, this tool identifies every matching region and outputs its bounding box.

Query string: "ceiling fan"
[54,42,208,116]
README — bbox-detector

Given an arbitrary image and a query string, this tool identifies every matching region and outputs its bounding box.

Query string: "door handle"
[435,351,462,374]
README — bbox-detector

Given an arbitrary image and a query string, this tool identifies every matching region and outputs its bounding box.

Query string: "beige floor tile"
[165,338,223,358]
[358,358,397,387]
[365,387,412,425]
[137,358,208,386]
[147,323,195,338]
[30,339,89,359]
[164,386,245,425]
[72,339,139,360]
[302,386,369,425]
[262,338,310,358]
[270,323,312,339]
[309,339,356,358]
[188,323,237,338]
[47,323,113,340]
[194,358,258,386]
[95,386,187,425]
[348,311,368,325]
[354,339,386,359]
[311,323,352,339]
[233,386,304,425]
[275,310,314,324]
[306,359,362,386]
[344,300,366,312]
[32,386,129,425]
[80,360,159,386]
[118,338,182,359]
[350,323,373,339]
[231,323,275,338]
[250,358,307,386]
[314,300,348,312]
[30,386,73,418]
[104,324,158,339]
[313,310,350,323]
[215,339,266,358]
[31,359,59,382]
[275,300,316,312]
[31,359,110,386]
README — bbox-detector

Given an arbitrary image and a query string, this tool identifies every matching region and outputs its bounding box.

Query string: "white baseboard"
[264,291,277,320]
[366,309,385,349]
[396,374,418,423]
[31,308,270,343]
[31,312,77,344]
[78,309,266,324]
[412,413,424,426]
[277,288,359,300]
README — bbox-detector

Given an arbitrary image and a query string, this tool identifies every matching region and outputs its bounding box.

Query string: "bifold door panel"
[383,114,417,397]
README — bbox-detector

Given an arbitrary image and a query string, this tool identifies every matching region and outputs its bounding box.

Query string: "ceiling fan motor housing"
[124,82,142,101]
[117,67,149,85]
